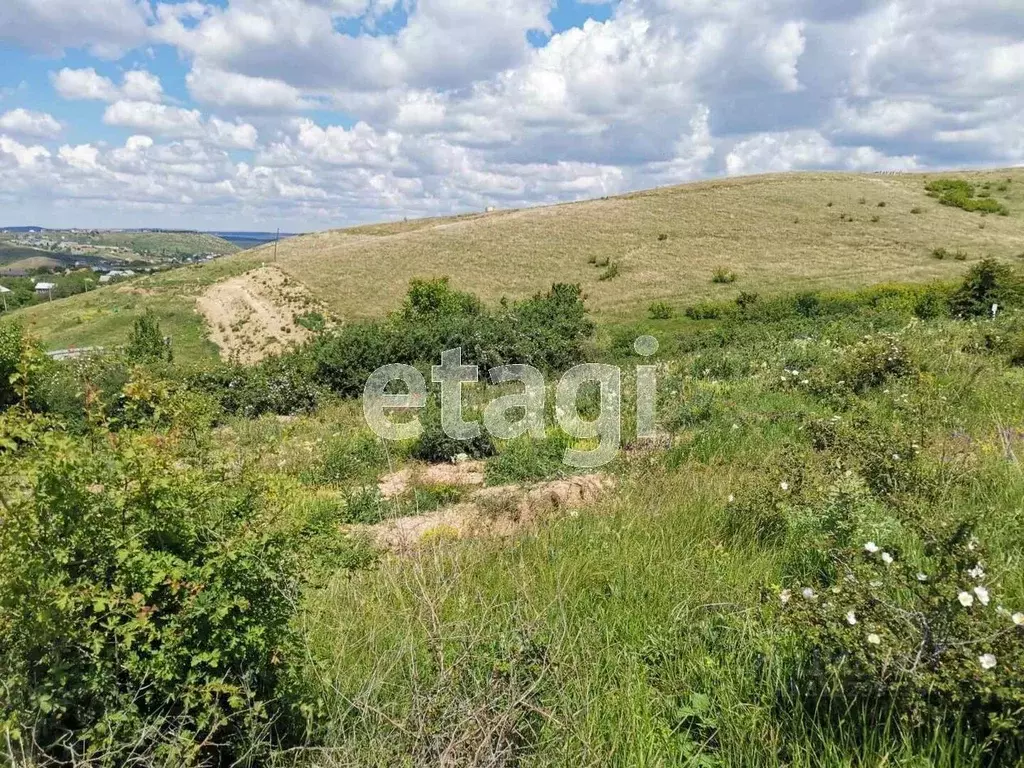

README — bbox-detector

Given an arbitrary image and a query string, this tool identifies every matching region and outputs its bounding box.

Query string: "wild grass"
[10,169,1024,357]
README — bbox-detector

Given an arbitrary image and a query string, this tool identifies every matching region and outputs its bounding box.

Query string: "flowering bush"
[775,524,1024,755]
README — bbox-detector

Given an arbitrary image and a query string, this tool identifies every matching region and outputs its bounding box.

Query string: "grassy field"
[7,169,1024,359]
[5,259,1024,764]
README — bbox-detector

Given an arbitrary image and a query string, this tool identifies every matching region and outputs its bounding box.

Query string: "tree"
[126,309,172,363]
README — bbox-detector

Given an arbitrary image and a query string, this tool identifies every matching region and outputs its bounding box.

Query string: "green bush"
[925,179,1010,215]
[648,301,673,320]
[184,353,320,418]
[0,412,320,764]
[311,281,593,397]
[949,259,1023,318]
[412,395,495,463]
[598,262,621,281]
[776,525,1024,755]
[826,334,917,396]
[711,267,737,284]
[485,432,572,485]
[0,321,26,409]
[126,309,173,364]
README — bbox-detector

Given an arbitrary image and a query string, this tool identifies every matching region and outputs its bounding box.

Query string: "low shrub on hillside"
[184,353,320,418]
[814,334,917,398]
[312,279,594,397]
[711,267,737,284]
[776,525,1024,756]
[0,410,341,765]
[412,394,495,463]
[485,431,572,485]
[648,301,673,320]
[949,258,1023,318]
[926,179,1010,216]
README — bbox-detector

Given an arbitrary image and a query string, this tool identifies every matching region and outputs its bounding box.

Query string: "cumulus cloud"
[0,0,150,58]
[2,0,1024,229]
[186,67,313,111]
[0,109,63,139]
[102,101,258,149]
[52,68,164,103]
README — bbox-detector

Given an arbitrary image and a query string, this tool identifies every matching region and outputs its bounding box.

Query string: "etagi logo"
[363,336,661,469]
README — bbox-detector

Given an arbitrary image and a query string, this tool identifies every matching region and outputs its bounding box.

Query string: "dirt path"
[196,266,328,363]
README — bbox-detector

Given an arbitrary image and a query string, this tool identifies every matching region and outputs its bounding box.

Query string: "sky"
[0,0,1022,232]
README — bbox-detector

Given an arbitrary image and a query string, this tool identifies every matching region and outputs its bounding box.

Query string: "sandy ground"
[196,266,326,363]
[366,473,615,552]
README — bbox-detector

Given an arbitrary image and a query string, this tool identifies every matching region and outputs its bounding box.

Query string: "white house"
[34,282,56,294]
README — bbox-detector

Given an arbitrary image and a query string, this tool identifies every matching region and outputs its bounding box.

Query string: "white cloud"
[0,109,63,140]
[102,100,259,150]
[186,67,312,111]
[4,0,1024,230]
[122,70,164,102]
[0,0,150,58]
[52,68,164,103]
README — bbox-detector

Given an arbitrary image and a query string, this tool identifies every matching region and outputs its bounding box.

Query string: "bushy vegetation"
[5,262,1024,765]
[311,278,594,396]
[926,179,1011,216]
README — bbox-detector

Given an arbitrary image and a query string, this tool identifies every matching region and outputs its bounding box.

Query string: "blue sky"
[0,0,1021,231]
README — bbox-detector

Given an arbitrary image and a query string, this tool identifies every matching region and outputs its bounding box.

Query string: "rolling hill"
[7,169,1024,361]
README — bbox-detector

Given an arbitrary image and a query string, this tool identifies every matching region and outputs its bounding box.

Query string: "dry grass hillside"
[7,168,1024,360]
[262,169,1024,320]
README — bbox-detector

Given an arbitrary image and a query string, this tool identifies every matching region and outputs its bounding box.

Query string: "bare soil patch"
[196,266,327,363]
[367,473,615,552]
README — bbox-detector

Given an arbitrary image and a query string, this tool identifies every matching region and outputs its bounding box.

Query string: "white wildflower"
[968,564,985,579]
[974,586,991,606]
[780,481,790,491]
[881,552,894,565]
[1013,613,1024,627]
[870,580,883,588]
[892,453,900,461]
[916,573,928,582]
[979,654,997,671]
[780,589,792,605]
[802,587,816,601]
[958,591,975,608]
[864,542,880,554]
[846,611,858,626]
[867,633,881,645]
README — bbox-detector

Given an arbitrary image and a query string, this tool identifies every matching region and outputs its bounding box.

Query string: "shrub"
[485,432,572,485]
[711,268,737,284]
[812,334,916,398]
[735,291,760,312]
[949,259,1023,318]
[311,281,594,397]
[126,309,172,364]
[931,247,949,260]
[910,207,924,214]
[411,395,495,463]
[657,233,668,242]
[0,412,320,764]
[599,262,621,281]
[776,526,1024,754]
[186,353,320,418]
[925,179,1010,216]
[0,321,26,409]
[648,301,673,320]
[295,311,327,332]
[913,287,950,320]
[685,301,727,321]
[877,201,886,208]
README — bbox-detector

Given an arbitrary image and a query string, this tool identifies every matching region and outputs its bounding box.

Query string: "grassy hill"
[55,230,240,258]
[7,169,1024,359]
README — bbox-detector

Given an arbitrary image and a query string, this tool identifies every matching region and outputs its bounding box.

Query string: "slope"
[6,169,1024,361]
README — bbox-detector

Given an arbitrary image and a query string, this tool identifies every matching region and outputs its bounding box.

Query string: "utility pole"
[273,228,280,262]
